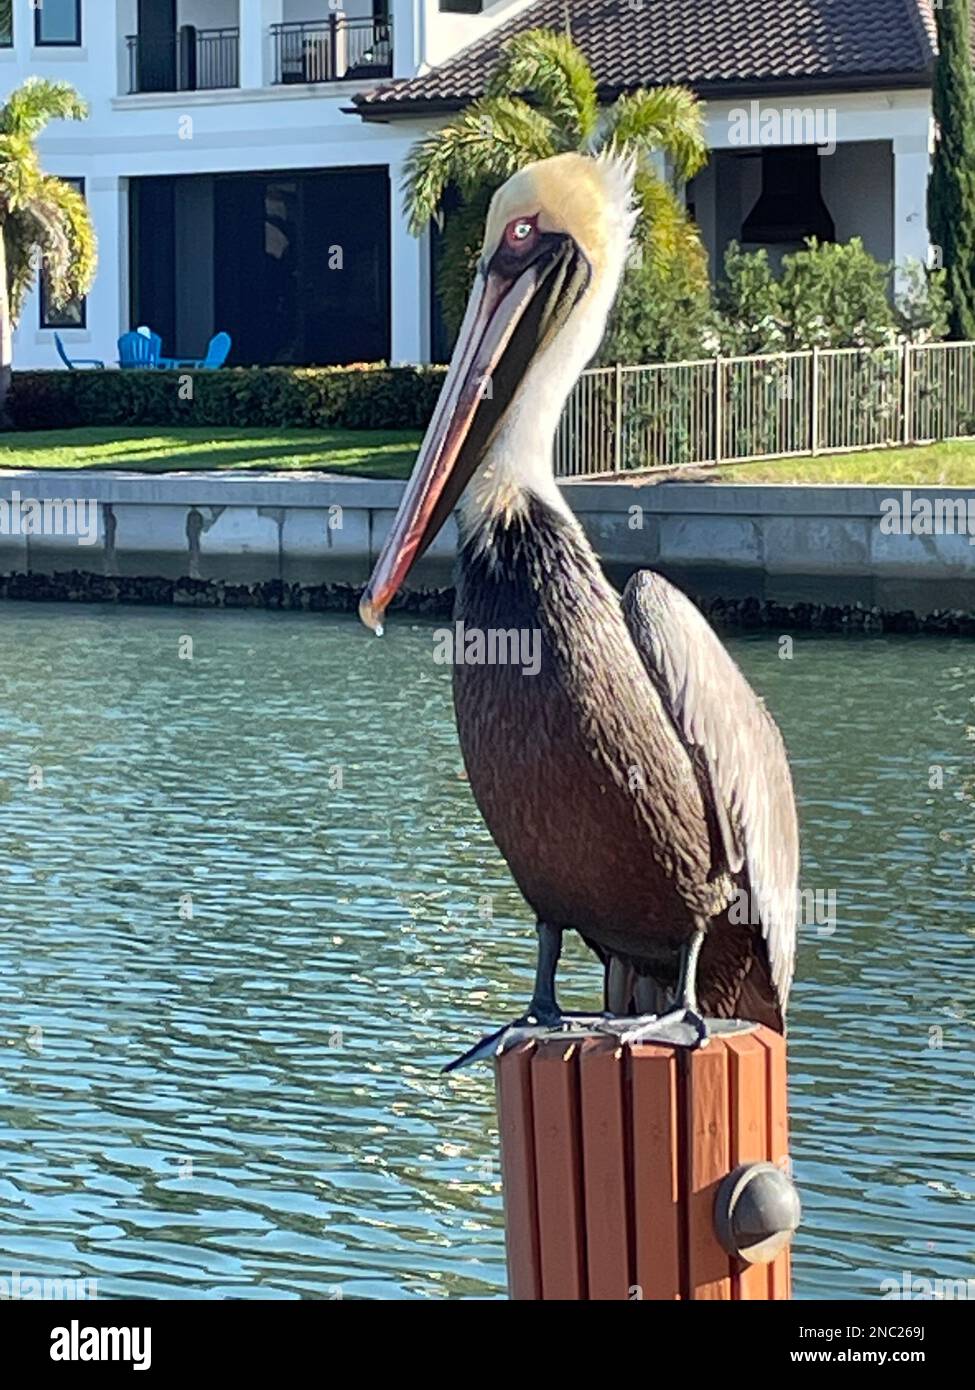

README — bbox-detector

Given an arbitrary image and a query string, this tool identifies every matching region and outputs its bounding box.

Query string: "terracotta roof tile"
[356,0,937,115]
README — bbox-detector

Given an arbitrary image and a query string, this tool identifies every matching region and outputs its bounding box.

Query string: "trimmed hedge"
[8,363,447,432]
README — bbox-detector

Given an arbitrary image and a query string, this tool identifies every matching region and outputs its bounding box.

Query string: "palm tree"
[1,79,97,415]
[403,28,711,361]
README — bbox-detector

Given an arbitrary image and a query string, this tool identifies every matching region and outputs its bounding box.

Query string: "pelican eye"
[505,216,538,250]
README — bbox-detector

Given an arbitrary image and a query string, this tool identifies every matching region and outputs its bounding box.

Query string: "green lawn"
[0,426,422,478]
[2,425,975,486]
[694,438,975,486]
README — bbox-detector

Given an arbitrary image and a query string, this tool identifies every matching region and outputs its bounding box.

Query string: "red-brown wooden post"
[494,1025,797,1301]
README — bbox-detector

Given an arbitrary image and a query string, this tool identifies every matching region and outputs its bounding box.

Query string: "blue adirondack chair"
[159,332,232,371]
[118,328,162,368]
[54,333,105,370]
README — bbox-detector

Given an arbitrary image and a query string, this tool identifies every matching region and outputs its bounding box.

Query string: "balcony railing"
[127,26,240,95]
[271,17,392,85]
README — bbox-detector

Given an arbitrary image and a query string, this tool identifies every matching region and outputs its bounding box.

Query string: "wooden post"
[495,1026,794,1301]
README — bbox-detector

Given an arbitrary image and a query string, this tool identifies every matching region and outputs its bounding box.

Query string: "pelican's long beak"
[358,239,584,632]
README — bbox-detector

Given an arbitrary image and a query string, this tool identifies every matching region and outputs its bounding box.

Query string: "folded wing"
[622,570,799,1016]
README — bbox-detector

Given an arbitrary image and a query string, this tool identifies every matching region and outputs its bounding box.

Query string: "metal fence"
[271,17,392,84]
[127,27,240,94]
[554,342,975,478]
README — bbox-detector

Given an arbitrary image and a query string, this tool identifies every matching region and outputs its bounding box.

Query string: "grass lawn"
[690,438,975,486]
[0,426,421,478]
[3,426,975,486]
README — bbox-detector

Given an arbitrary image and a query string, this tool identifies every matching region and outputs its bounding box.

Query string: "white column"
[86,176,129,367]
[389,165,430,365]
[390,0,420,79]
[893,129,933,274]
[115,1,139,97]
[12,0,35,61]
[240,0,284,89]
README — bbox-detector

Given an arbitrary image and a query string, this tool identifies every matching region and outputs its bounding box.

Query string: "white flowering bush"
[716,239,948,355]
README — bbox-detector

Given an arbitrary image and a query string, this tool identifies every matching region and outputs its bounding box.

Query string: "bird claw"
[619,1006,710,1049]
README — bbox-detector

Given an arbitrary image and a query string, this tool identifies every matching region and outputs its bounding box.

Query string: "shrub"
[894,261,951,344]
[715,245,785,356]
[716,239,950,353]
[7,363,447,433]
[599,173,717,364]
[779,238,896,349]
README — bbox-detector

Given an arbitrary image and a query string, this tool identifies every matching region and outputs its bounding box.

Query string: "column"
[390,0,420,80]
[240,0,284,90]
[389,164,430,365]
[85,175,129,367]
[893,128,933,276]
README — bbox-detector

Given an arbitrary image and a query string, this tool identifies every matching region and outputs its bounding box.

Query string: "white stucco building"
[0,0,940,372]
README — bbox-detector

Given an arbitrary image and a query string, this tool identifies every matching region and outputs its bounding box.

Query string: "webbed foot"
[442,1010,611,1073]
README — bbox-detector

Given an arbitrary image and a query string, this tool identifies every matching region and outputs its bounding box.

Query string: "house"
[3,0,940,373]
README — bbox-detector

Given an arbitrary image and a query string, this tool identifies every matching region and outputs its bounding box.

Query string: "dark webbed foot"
[442,1010,610,1073]
[443,1010,755,1070]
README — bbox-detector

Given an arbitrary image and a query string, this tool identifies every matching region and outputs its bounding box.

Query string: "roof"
[355,0,938,118]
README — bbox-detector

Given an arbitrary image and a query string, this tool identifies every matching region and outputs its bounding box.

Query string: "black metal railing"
[127,26,240,94]
[271,17,392,85]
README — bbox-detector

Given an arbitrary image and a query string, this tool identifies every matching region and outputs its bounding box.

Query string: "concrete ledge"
[2,472,974,612]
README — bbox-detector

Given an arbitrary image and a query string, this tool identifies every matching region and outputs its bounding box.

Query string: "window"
[35,0,82,47]
[1,0,12,48]
[40,178,87,330]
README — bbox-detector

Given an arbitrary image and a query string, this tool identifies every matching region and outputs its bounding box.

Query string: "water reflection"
[0,605,972,1299]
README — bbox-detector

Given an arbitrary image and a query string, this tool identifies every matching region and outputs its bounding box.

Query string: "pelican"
[360,153,799,1064]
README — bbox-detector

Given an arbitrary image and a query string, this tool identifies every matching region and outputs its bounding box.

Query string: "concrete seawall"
[1,472,974,613]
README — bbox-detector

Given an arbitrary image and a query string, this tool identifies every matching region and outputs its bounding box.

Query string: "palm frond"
[486,28,599,146]
[0,77,88,139]
[633,170,709,279]
[602,87,707,182]
[436,187,495,338]
[3,220,37,324]
[0,133,43,213]
[2,176,96,325]
[403,96,555,233]
[34,175,97,303]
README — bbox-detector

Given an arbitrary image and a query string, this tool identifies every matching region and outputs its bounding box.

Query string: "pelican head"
[359,151,636,632]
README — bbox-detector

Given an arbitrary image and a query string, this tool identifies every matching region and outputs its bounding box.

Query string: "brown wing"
[622,570,799,1017]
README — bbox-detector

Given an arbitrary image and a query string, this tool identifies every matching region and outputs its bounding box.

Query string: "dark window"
[214,168,391,365]
[439,2,483,12]
[1,0,13,47]
[40,178,87,329]
[131,168,390,366]
[35,0,82,46]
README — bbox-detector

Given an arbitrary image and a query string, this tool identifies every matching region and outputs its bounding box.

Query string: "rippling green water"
[0,603,972,1300]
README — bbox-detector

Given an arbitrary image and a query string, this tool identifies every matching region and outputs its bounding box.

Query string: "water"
[0,603,972,1300]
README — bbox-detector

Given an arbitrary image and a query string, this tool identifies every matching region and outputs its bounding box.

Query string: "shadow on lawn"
[0,430,419,479]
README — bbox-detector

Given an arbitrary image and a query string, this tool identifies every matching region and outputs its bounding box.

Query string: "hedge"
[7,363,448,432]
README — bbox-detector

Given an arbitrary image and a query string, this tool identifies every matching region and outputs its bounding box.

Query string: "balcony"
[271,17,392,86]
[127,26,240,95]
